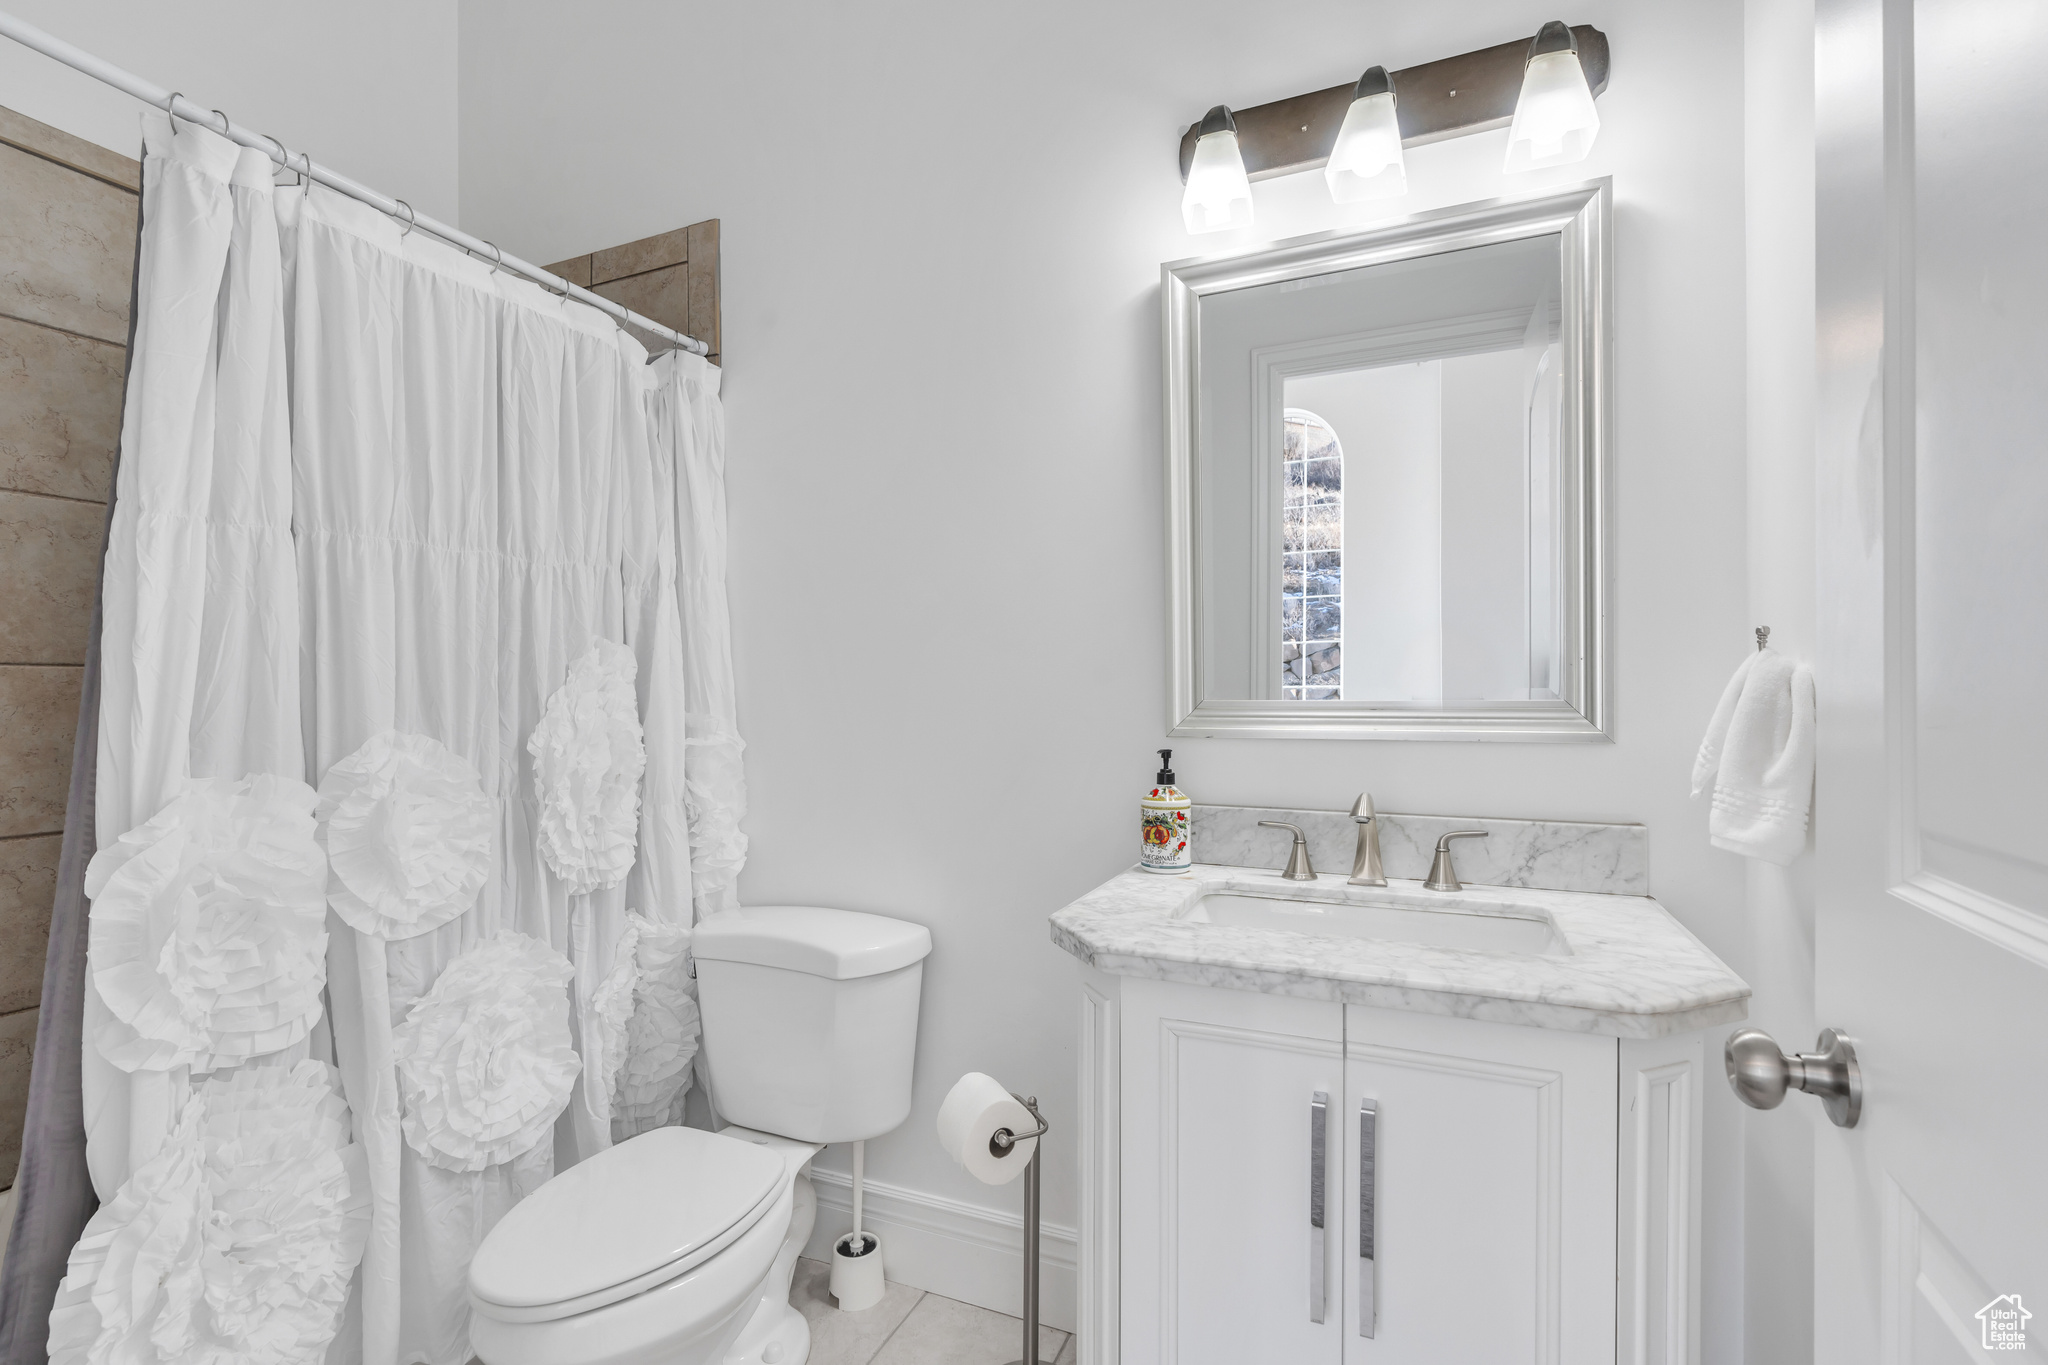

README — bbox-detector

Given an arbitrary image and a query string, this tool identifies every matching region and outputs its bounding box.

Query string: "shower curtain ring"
[485,241,504,277]
[299,153,315,199]
[394,199,416,239]
[164,92,185,134]
[260,133,297,185]
[210,108,232,137]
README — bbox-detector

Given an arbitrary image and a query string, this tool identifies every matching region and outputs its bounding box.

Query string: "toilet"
[468,906,933,1365]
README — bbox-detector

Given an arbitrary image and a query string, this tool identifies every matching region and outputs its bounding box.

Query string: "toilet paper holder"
[989,1097,1048,1156]
[995,1095,1050,1365]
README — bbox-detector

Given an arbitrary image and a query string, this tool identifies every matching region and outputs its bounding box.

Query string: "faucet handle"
[1257,821,1317,881]
[1423,830,1487,892]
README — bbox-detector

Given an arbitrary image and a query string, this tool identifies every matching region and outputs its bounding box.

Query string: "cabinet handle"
[1358,1098,1378,1339]
[1309,1089,1328,1324]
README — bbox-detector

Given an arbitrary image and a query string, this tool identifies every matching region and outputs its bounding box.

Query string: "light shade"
[1324,68,1405,202]
[1181,105,1253,234]
[1504,25,1600,172]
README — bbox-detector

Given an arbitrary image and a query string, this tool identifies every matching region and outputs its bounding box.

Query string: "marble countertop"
[1049,863,1749,1038]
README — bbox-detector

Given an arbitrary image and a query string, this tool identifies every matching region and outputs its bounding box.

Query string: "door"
[1815,0,2048,1359]
[1120,980,1343,1365]
[1340,1005,1615,1364]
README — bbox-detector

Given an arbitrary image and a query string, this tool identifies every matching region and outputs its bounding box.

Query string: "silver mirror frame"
[1163,179,1612,742]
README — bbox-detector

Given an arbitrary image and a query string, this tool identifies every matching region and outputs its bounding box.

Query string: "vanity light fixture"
[1176,23,1608,226]
[1181,104,1254,234]
[1323,66,1406,202]
[1503,21,1602,172]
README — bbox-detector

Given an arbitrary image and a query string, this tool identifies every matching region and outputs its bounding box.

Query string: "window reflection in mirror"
[1280,409,1343,699]
[1201,234,1565,706]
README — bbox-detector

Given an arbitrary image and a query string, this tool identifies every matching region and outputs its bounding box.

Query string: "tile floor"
[792,1257,1073,1365]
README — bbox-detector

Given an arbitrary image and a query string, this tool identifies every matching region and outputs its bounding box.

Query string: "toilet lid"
[469,1127,785,1313]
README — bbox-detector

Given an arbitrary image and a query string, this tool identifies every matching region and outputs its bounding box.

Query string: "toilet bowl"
[469,906,932,1365]
[469,1126,819,1365]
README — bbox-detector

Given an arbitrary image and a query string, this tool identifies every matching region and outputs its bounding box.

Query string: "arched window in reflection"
[1281,408,1342,699]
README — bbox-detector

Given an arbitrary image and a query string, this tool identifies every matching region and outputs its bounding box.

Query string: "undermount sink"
[1178,887,1570,956]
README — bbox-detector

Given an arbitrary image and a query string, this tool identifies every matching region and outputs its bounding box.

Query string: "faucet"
[1347,793,1385,886]
[1423,831,1488,892]
[1257,821,1317,881]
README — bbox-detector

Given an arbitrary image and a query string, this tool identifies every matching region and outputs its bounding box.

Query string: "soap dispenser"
[1141,749,1192,874]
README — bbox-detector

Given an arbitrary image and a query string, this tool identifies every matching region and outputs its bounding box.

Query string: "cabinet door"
[1121,980,1344,1365]
[1341,1005,1616,1364]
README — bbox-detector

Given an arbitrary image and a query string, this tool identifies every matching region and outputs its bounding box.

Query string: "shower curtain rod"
[0,8,712,357]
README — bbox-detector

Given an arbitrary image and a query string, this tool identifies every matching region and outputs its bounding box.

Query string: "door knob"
[1724,1027,1862,1128]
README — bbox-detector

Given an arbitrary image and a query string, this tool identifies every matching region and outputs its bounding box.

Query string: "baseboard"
[803,1164,1078,1333]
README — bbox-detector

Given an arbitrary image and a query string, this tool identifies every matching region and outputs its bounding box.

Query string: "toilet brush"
[830,1140,885,1311]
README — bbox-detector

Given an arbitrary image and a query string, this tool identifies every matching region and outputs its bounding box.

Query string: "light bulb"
[1181,105,1253,234]
[1324,67,1406,202]
[1504,22,1600,172]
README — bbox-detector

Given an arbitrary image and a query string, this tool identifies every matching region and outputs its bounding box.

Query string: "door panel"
[1908,0,2048,922]
[1815,0,2048,1360]
[1340,1006,1614,1364]
[1120,980,1344,1365]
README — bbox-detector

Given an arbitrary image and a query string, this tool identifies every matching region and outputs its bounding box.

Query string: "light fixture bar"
[1177,25,1608,184]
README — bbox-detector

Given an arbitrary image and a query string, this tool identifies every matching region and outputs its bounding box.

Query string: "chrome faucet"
[1423,831,1488,892]
[1257,821,1317,881]
[1347,793,1385,886]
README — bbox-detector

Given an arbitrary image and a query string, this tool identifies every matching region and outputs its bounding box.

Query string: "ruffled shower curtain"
[648,351,747,919]
[12,112,745,1365]
[287,182,696,1364]
[82,113,304,1204]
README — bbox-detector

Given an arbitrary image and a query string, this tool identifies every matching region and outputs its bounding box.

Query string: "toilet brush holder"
[829,1230,885,1311]
[830,1139,886,1311]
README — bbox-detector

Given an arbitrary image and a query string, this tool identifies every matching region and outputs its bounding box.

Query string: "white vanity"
[1051,808,1748,1365]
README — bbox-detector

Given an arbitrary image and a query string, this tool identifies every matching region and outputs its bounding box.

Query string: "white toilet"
[468,906,933,1365]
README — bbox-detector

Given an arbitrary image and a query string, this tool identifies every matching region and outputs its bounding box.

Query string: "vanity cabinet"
[1080,972,1708,1365]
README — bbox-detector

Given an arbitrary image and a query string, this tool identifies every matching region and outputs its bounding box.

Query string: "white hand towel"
[1691,647,1816,864]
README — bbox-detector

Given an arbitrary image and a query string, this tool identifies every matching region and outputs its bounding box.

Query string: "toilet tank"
[692,906,931,1144]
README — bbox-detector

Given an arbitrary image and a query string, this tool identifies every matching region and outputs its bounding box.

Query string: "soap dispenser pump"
[1141,749,1192,874]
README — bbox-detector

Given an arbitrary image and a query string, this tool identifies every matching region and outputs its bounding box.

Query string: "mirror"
[1164,183,1609,739]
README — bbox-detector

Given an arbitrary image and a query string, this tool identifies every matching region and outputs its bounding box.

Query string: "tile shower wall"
[546,219,723,365]
[0,105,136,1189]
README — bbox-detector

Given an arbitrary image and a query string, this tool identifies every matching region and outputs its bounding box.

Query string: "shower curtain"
[17,112,744,1365]
[649,350,748,921]
[83,112,305,1204]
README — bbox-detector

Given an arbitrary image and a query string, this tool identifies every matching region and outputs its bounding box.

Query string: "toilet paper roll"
[936,1072,1037,1185]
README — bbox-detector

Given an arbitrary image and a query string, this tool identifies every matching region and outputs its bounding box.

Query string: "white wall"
[1439,347,1533,701]
[457,0,1757,1348]
[0,0,460,221]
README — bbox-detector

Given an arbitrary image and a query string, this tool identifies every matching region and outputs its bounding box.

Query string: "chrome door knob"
[1724,1027,1862,1128]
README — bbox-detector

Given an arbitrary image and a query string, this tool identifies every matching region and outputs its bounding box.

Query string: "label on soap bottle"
[1141,785,1192,873]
